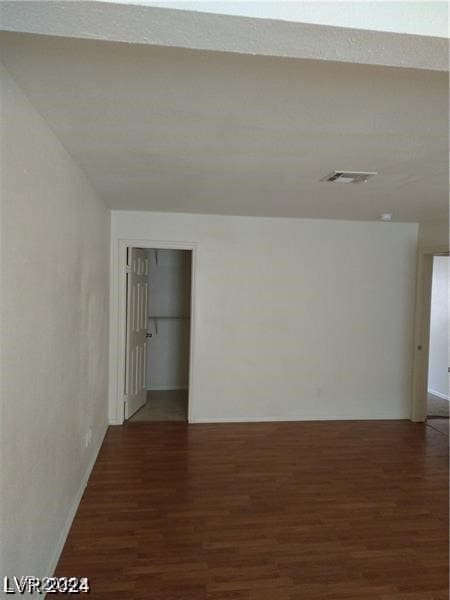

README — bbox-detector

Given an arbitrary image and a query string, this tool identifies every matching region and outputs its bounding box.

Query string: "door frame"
[111,238,197,424]
[411,245,449,421]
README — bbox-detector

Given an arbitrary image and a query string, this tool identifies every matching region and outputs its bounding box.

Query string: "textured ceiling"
[112,1,449,38]
[0,1,447,71]
[0,30,448,222]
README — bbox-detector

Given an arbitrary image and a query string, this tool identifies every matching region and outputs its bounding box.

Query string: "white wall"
[419,219,449,248]
[0,64,110,580]
[146,249,191,390]
[110,211,418,423]
[428,256,449,399]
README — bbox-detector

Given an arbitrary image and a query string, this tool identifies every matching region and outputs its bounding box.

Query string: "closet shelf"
[148,316,190,319]
[148,315,190,336]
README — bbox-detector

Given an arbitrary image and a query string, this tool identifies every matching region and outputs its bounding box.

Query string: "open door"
[124,248,149,419]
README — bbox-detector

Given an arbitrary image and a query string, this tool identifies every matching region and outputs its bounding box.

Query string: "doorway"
[412,247,449,425]
[426,255,449,424]
[123,246,193,422]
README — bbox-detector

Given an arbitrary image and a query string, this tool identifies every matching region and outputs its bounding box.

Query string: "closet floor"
[427,392,449,418]
[129,389,188,422]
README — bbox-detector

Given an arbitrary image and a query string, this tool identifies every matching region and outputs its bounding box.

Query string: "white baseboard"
[189,414,408,424]
[189,416,302,424]
[190,416,306,424]
[146,385,188,391]
[44,424,108,581]
[428,389,450,401]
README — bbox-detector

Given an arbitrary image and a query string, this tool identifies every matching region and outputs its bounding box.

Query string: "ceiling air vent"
[321,170,377,184]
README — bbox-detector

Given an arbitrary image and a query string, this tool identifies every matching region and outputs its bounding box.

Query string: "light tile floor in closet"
[427,392,449,417]
[128,389,188,422]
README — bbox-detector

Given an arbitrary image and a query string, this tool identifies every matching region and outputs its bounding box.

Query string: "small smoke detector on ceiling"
[321,170,377,184]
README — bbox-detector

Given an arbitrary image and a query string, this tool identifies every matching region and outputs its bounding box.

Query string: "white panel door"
[124,248,149,419]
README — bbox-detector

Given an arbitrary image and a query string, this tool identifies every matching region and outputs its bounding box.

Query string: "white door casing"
[411,246,449,422]
[124,248,149,419]
[110,239,196,425]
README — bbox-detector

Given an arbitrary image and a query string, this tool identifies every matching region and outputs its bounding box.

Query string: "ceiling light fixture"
[379,213,392,221]
[321,170,378,184]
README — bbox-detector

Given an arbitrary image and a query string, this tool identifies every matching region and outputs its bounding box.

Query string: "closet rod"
[148,316,190,319]
[148,315,190,336]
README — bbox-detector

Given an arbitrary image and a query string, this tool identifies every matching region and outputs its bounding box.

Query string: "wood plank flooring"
[55,421,449,599]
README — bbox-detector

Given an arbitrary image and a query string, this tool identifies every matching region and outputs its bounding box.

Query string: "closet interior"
[128,248,191,422]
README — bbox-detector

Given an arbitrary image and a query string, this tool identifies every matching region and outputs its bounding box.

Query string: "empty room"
[1,1,448,599]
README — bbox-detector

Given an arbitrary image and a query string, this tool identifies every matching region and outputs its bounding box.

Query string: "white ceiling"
[0,8,448,222]
[1,1,446,71]
[118,1,449,38]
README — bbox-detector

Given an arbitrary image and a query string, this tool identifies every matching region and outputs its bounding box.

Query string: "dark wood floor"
[56,421,449,599]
